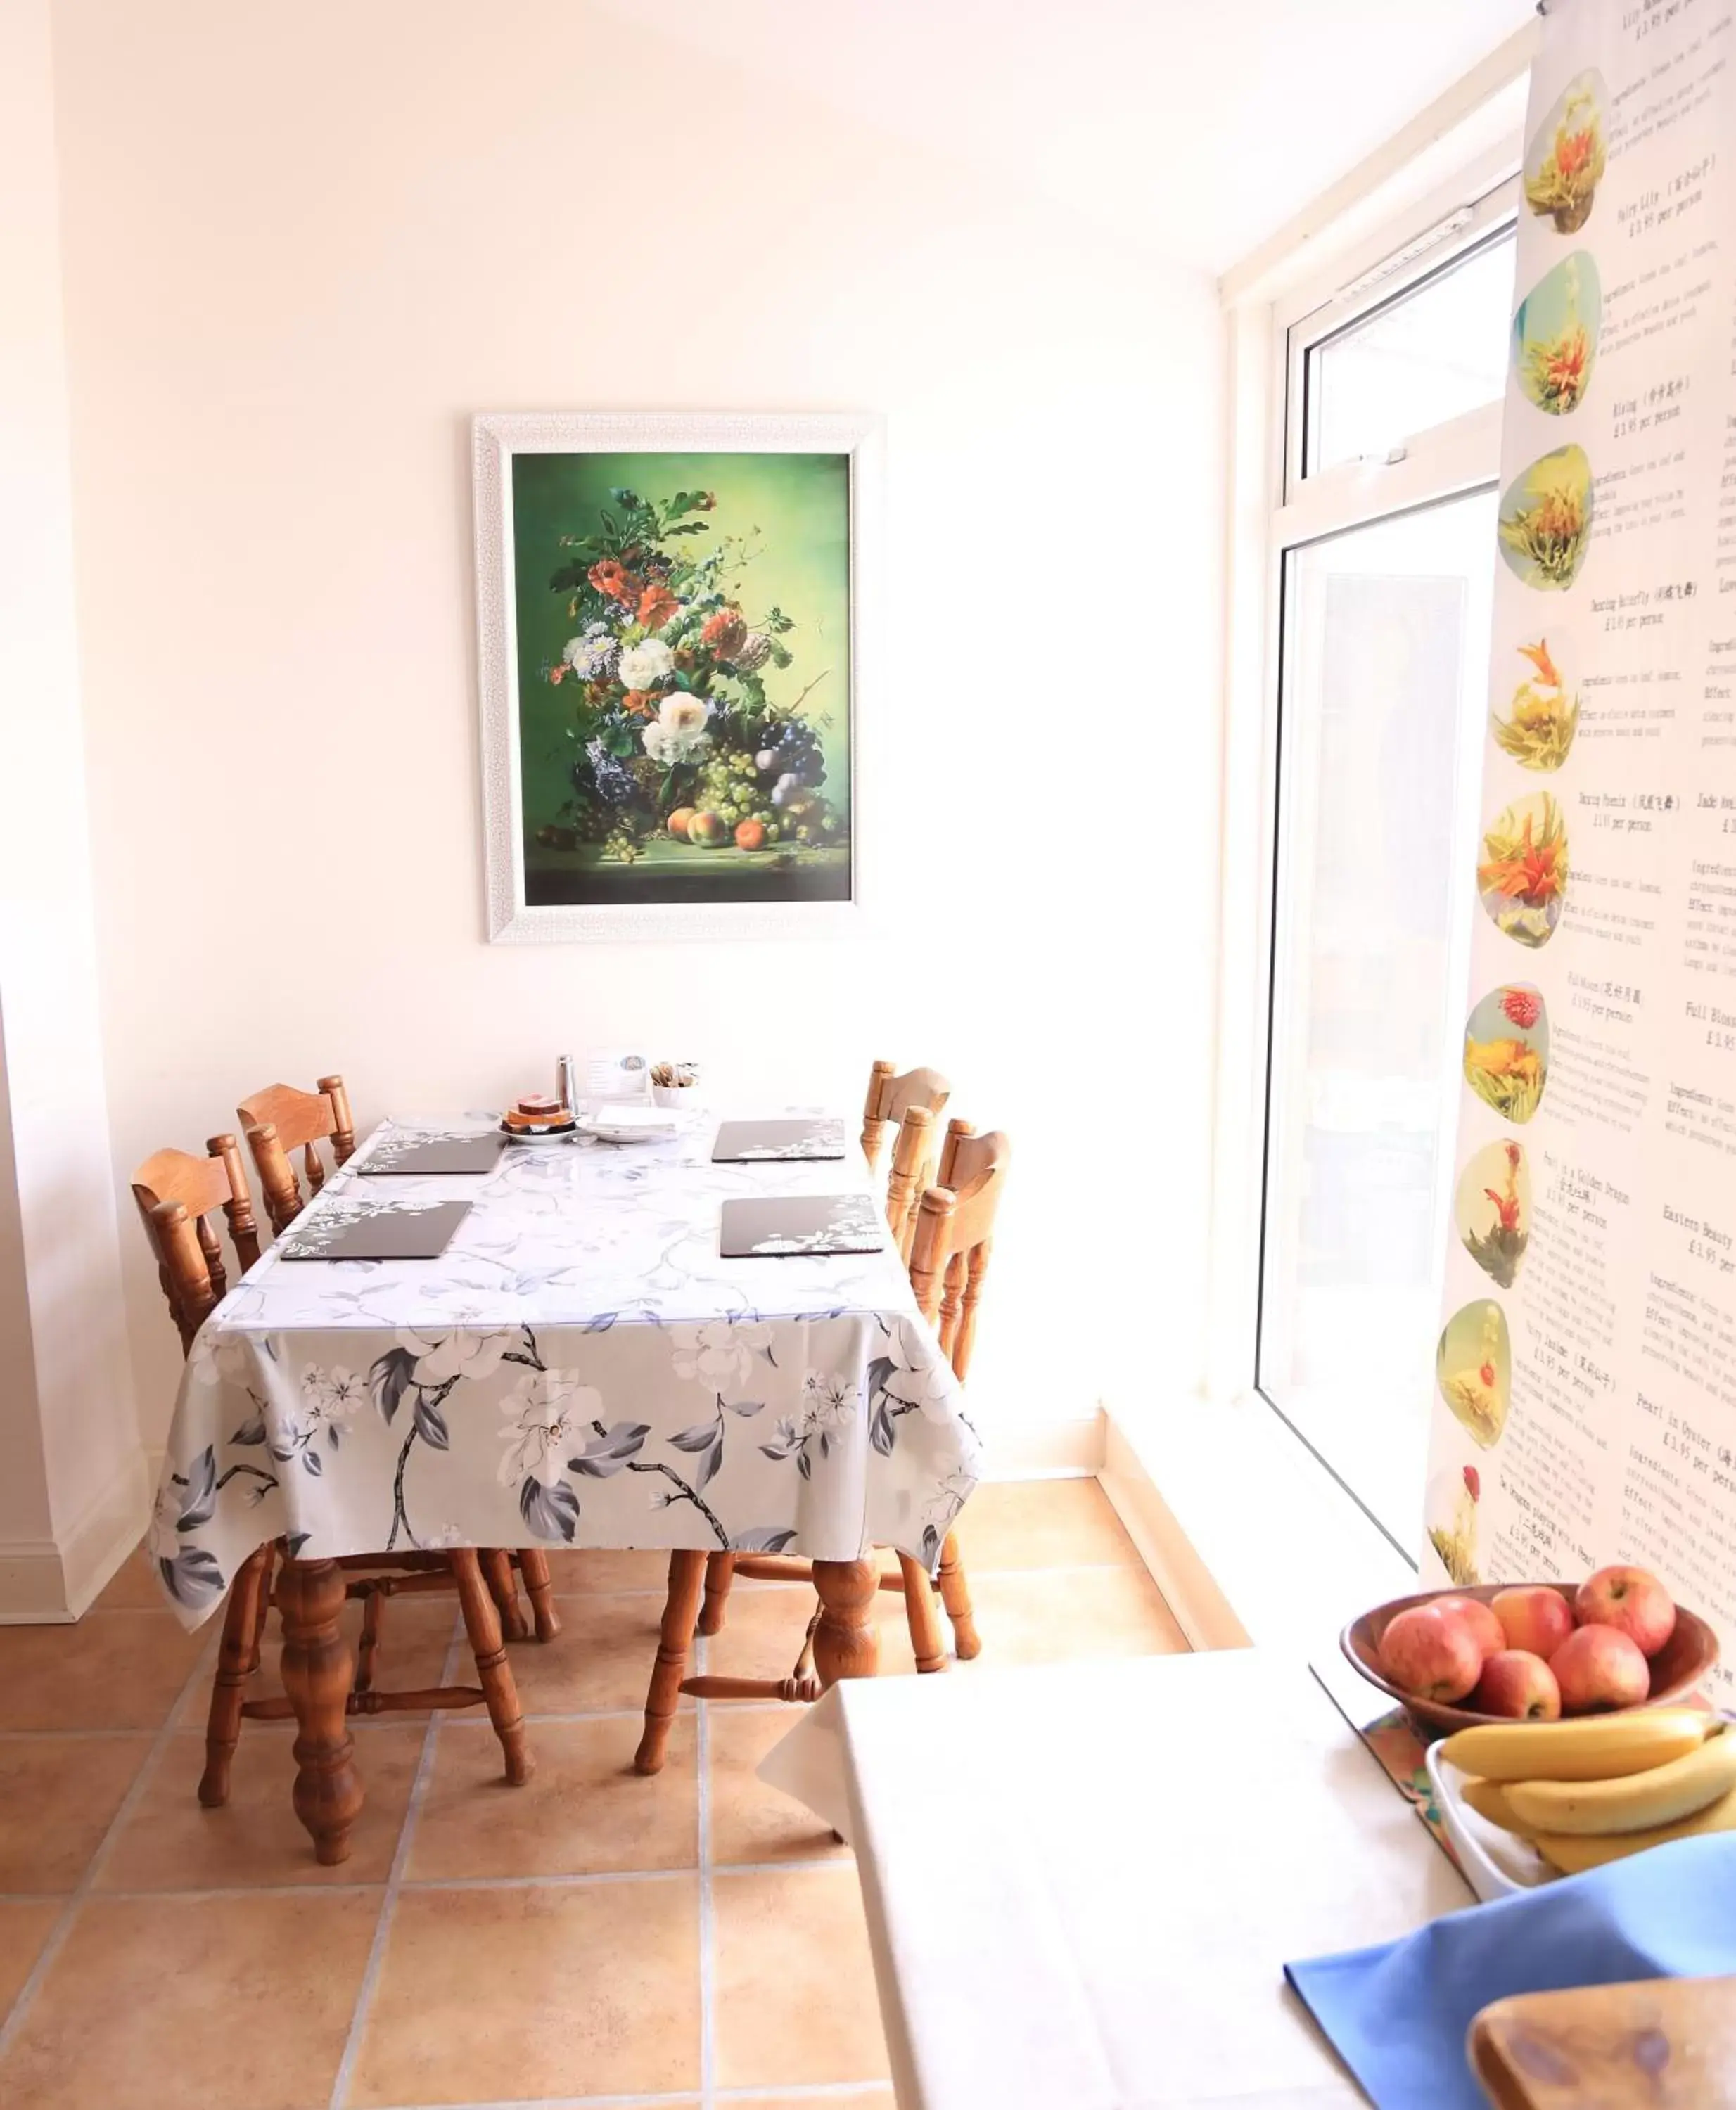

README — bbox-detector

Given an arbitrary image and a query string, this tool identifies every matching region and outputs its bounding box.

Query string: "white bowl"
[651,1083,701,1111]
[1424,1741,1555,1902]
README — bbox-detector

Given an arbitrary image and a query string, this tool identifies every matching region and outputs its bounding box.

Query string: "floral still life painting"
[475,415,874,938]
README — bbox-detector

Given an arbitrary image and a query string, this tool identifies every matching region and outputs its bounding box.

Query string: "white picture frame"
[471,409,880,943]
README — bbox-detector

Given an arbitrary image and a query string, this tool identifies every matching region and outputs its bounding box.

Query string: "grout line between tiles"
[326,1610,462,2110]
[357,2087,890,2110]
[696,1632,716,2110]
[0,1630,222,2056]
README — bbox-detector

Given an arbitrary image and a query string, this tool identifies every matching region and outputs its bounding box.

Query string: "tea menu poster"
[1423,0,1736,1701]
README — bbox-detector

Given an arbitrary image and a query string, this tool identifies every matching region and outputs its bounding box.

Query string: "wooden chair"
[132,1138,538,1807]
[860,1060,949,1179]
[237,1074,357,1236]
[636,1118,1010,1773]
[236,1070,556,1646]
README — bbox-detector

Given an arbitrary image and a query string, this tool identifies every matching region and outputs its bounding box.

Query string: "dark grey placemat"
[712,1118,847,1163]
[279,1198,473,1260]
[720,1194,883,1257]
[355,1132,509,1175]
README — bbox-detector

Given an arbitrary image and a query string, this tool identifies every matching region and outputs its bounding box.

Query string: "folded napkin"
[1284,1833,1736,2109]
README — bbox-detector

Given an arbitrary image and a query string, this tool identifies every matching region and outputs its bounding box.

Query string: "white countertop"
[762,1648,1472,2109]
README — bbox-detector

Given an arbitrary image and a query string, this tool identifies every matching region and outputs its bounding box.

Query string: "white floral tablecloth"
[148,1113,980,1627]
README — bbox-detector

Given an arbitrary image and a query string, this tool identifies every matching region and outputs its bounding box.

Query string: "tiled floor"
[0,1475,1187,2110]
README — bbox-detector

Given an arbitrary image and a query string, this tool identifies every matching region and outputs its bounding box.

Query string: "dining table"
[146,1105,980,1862]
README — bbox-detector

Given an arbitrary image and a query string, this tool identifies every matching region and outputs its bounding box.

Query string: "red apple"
[1471,1649,1562,1720]
[1574,1566,1676,1658]
[1378,1603,1484,1703]
[1434,1594,1505,1662]
[1549,1624,1650,1713]
[1491,1585,1575,1661]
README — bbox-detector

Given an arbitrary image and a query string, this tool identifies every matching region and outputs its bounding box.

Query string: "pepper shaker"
[556,1053,580,1115]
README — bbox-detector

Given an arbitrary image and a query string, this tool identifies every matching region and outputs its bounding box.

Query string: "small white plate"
[575,1111,679,1146]
[1424,1742,1556,1901]
[499,1120,576,1142]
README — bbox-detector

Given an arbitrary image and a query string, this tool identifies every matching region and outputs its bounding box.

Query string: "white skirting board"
[0,1447,149,1622]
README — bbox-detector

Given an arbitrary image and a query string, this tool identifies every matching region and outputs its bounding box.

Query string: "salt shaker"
[556,1053,580,1115]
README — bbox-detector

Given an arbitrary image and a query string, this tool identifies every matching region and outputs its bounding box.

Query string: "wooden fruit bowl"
[1341,1580,1718,1737]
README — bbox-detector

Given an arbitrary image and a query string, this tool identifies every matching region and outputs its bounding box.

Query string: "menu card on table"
[1423,0,1736,1706]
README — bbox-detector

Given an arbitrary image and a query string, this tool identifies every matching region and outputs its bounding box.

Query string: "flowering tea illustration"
[1463,984,1549,1124]
[1524,71,1607,234]
[1513,251,1600,415]
[1499,446,1593,592]
[1428,1462,1483,1586]
[1492,637,1578,772]
[1479,791,1569,948]
[1437,1301,1511,1450]
[1456,1139,1531,1289]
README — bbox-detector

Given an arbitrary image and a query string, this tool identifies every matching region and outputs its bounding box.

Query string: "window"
[1256,181,1517,1550]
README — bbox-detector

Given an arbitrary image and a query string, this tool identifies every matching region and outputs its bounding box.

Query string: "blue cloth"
[1284,1833,1736,2109]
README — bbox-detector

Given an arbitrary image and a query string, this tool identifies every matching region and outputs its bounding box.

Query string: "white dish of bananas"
[1427,1710,1736,1902]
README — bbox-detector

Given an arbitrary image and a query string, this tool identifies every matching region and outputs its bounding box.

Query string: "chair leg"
[198,1543,272,1808]
[449,1550,532,1784]
[480,1547,530,1642]
[246,1541,277,1673]
[634,1550,706,1776]
[898,1553,949,1673]
[698,1551,737,1637]
[936,1532,981,1661]
[516,1549,561,1641]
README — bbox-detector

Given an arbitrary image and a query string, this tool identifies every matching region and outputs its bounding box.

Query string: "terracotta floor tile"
[706,1707,847,1867]
[502,1589,684,1715]
[954,1476,1140,1571]
[544,1547,673,1593]
[0,1890,381,2110]
[0,1612,207,1732]
[0,1900,62,2016]
[171,1592,459,1730]
[0,1734,151,1892]
[705,1584,916,1689]
[347,1878,701,2104]
[727,2095,895,2109]
[91,1545,168,1611]
[964,1562,1189,1666]
[714,1863,889,2089]
[98,1724,425,1891]
[407,1715,696,1880]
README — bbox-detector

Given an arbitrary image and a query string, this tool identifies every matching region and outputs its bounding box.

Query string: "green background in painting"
[509,451,851,900]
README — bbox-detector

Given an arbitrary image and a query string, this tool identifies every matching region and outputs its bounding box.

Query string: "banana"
[1437,1708,1708,1784]
[1505,1725,1736,1836]
[1534,1784,1736,1874]
[1459,1777,1532,1836]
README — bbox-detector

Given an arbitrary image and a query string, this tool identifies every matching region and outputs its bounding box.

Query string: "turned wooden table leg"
[698,1551,737,1637]
[277,1555,362,1866]
[634,1550,706,1775]
[481,1547,531,1643]
[813,1557,880,1687]
[516,1549,561,1642]
[896,1552,948,1675]
[451,1550,532,1785]
[198,1542,273,1808]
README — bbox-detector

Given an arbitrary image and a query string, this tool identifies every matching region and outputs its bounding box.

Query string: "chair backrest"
[131,1134,262,1354]
[907,1123,1010,1382]
[860,1060,950,1174]
[238,1073,356,1236]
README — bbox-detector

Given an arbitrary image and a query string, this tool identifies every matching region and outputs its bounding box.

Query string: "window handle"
[1357,446,1409,467]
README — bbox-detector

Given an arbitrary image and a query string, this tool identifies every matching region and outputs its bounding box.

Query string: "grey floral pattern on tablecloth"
[148,1114,981,1625]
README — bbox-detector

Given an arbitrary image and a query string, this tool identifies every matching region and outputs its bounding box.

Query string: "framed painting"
[473,410,878,941]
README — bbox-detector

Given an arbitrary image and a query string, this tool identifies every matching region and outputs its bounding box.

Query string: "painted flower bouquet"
[1491,639,1578,772]
[1463,1142,1528,1289]
[534,486,843,864]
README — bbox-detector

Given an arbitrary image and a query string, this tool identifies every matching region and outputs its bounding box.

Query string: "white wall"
[0,0,144,1616]
[46,0,1224,1455]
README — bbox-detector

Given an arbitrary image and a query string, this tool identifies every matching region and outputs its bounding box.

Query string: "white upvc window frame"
[1204,37,1536,1553]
